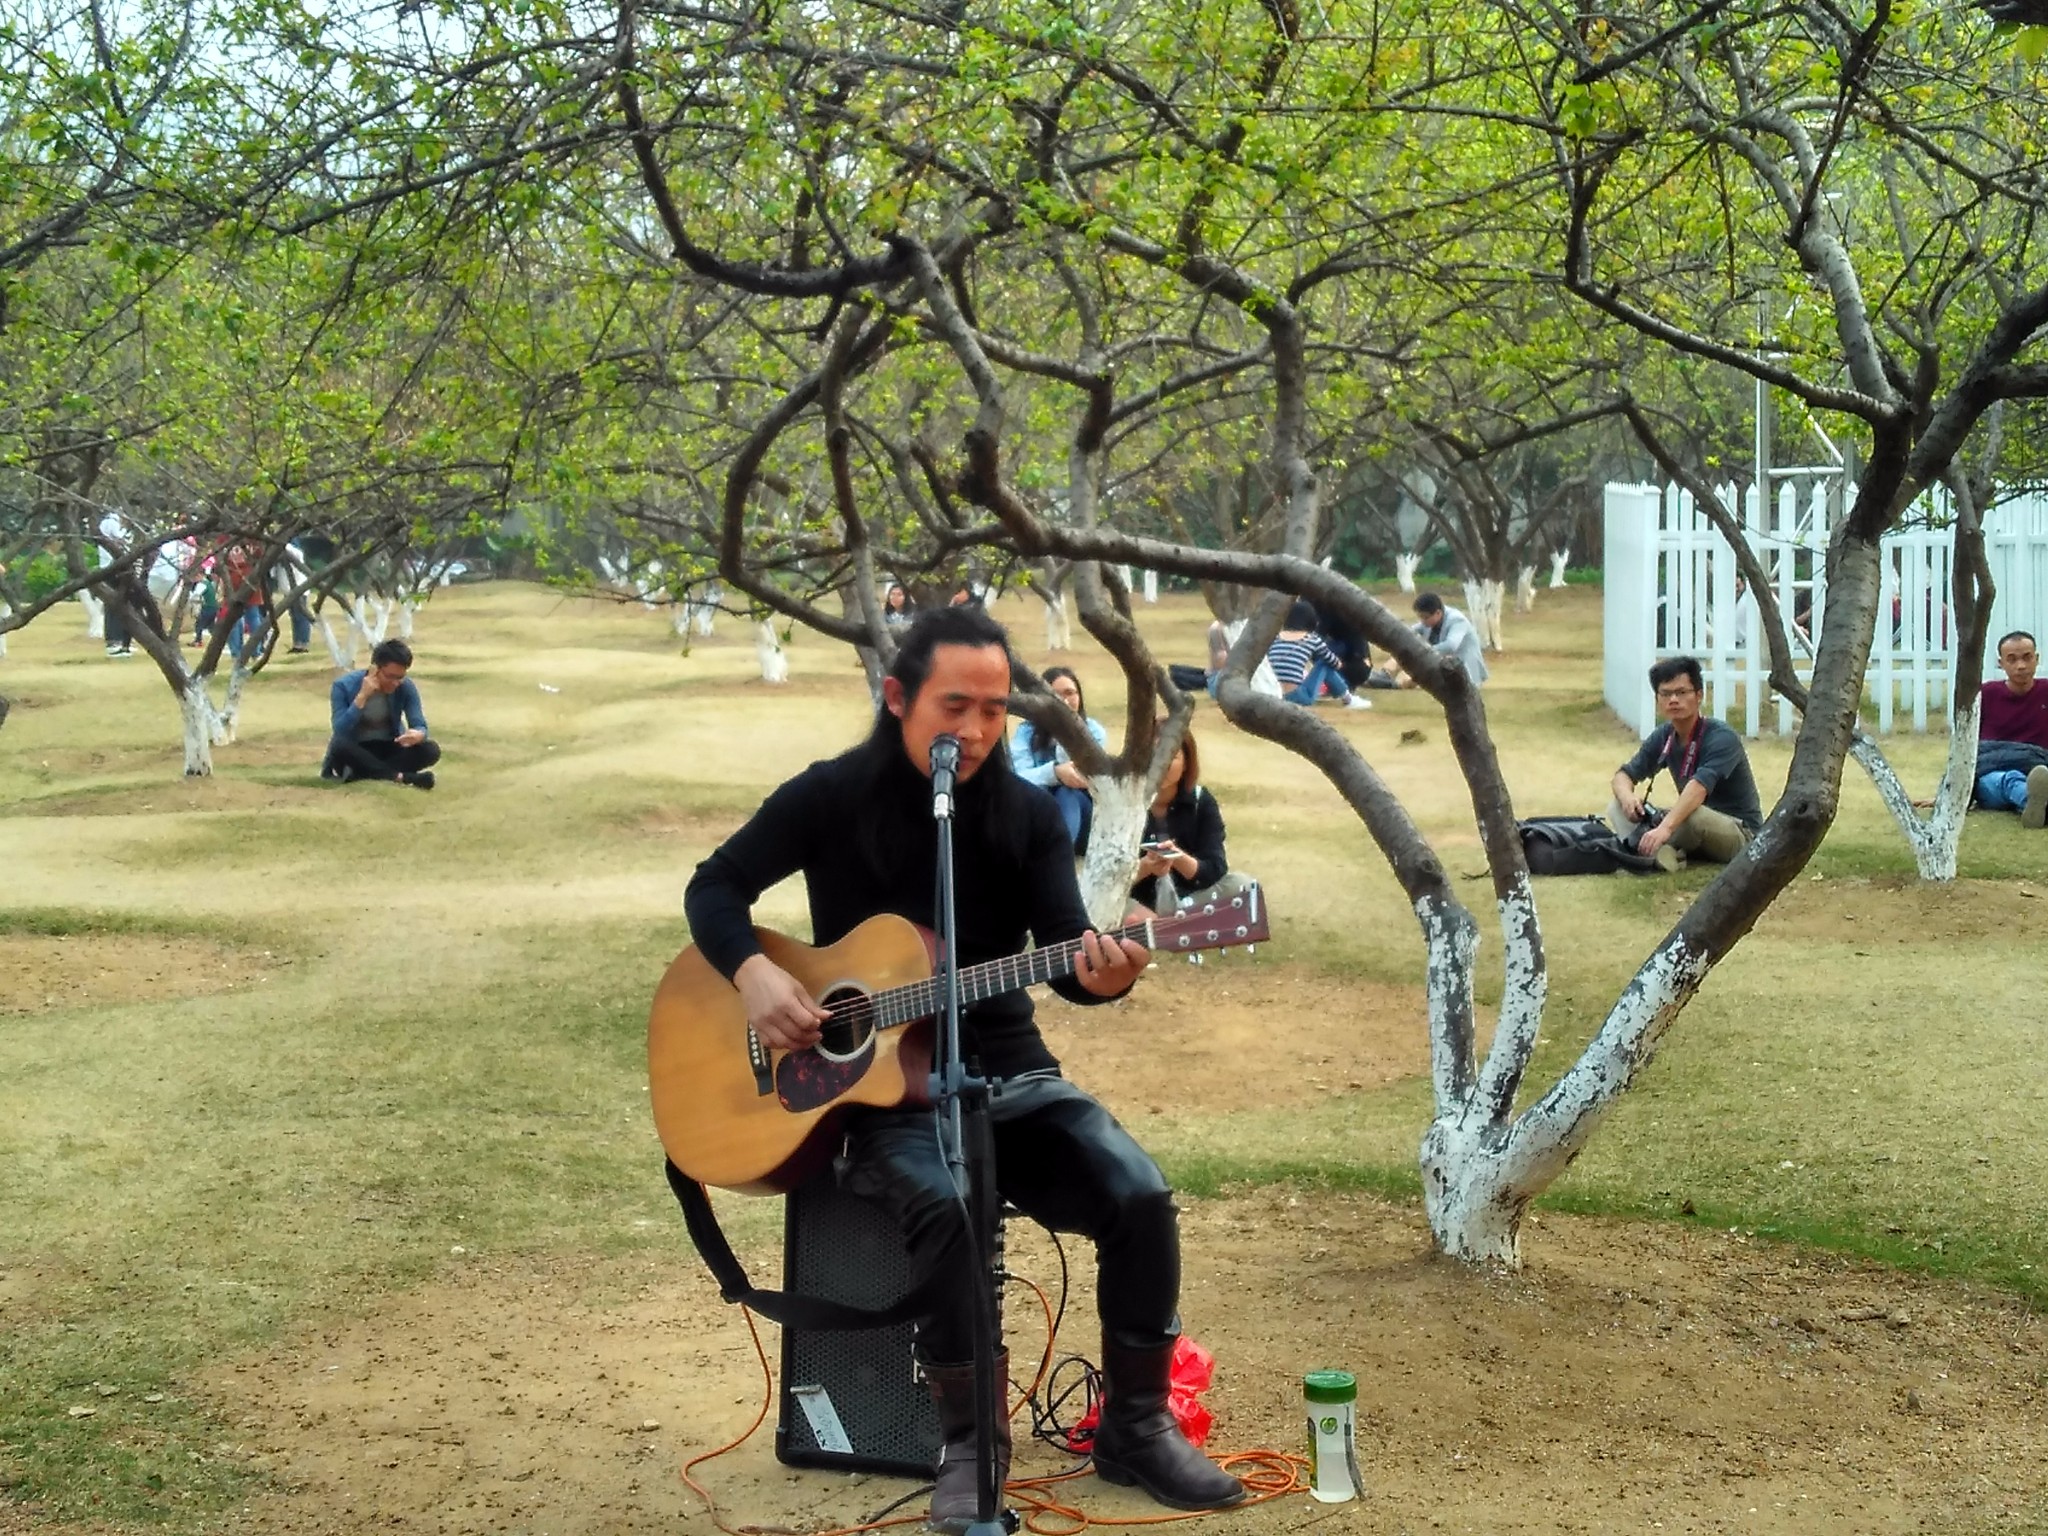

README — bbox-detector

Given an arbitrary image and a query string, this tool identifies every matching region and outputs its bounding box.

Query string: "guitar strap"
[663,1159,951,1331]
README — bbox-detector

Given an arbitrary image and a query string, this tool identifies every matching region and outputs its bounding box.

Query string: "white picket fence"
[1605,481,2048,737]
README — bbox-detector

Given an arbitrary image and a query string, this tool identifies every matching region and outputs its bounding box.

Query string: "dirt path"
[170,1193,2045,1536]
[0,934,269,1015]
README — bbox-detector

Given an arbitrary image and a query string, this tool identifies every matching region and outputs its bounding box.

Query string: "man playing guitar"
[682,605,1244,1530]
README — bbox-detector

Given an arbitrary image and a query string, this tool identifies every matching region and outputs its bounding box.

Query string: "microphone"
[929,733,962,819]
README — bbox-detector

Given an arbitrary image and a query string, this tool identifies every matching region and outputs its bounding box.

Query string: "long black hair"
[1020,665,1083,767]
[850,606,1030,876]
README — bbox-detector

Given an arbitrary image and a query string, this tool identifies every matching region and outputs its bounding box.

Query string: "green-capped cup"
[1303,1370,1360,1501]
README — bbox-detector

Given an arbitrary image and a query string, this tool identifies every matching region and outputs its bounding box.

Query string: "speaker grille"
[775,1174,943,1477]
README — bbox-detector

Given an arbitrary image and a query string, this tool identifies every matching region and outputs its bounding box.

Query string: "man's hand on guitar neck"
[1074,929,1149,999]
[734,953,830,1051]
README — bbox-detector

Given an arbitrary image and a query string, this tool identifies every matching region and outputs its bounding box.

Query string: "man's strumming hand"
[735,954,830,1051]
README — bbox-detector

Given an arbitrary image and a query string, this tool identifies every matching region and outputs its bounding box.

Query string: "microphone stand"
[924,736,1012,1536]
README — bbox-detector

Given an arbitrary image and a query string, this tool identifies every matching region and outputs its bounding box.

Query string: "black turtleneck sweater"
[683,743,1114,1079]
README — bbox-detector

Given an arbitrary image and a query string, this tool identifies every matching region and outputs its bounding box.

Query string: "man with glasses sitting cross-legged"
[1607,656,1763,870]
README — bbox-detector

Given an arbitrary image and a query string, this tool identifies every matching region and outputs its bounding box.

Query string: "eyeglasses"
[1656,686,1698,700]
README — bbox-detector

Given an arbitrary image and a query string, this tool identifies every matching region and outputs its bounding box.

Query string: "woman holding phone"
[1132,725,1228,911]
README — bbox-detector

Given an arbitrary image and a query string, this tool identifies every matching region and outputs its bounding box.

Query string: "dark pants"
[842,1073,1177,1364]
[324,736,441,782]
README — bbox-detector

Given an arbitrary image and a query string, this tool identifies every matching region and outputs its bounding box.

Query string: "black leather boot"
[1091,1336,1245,1511]
[922,1352,1010,1533]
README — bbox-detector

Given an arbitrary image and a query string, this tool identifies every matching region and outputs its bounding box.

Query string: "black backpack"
[1517,815,1662,876]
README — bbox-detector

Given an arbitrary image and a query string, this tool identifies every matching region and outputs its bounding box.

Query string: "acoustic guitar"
[648,885,1269,1193]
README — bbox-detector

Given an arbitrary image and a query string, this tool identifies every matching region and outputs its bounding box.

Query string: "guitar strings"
[807,922,1152,1038]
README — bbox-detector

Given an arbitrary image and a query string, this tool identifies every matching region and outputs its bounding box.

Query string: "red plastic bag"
[1065,1336,1216,1452]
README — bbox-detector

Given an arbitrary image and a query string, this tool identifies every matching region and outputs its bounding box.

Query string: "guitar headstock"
[1148,882,1270,955]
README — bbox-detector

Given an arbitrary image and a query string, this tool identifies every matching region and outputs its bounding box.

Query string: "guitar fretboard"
[857,918,1155,1030]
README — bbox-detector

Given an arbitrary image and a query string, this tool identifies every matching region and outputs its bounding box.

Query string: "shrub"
[20,552,71,604]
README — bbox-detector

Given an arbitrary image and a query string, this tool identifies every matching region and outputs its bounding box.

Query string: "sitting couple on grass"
[322,639,441,790]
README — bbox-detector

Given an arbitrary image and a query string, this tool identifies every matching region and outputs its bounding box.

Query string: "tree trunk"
[318,610,354,669]
[1514,566,1537,613]
[1042,588,1072,651]
[1421,906,1709,1265]
[215,658,253,744]
[1141,569,1158,604]
[1549,548,1570,588]
[1395,551,1420,592]
[754,620,789,683]
[397,599,417,639]
[691,584,721,637]
[81,590,106,639]
[179,681,216,777]
[1076,773,1151,930]
[1848,698,1978,882]
[349,595,394,650]
[1463,578,1507,651]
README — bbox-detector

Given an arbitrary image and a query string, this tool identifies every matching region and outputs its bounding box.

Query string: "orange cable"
[677,1297,1312,1536]
[1004,1451,1309,1535]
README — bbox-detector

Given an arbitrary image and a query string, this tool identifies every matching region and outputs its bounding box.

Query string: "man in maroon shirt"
[1975,630,2048,828]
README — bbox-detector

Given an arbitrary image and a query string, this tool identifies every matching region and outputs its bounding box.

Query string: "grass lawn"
[1,580,2042,1528]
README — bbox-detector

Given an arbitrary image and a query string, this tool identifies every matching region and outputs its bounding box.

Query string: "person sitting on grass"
[323,638,440,790]
[1268,601,1372,710]
[1606,656,1761,869]
[1974,630,2048,827]
[1013,665,1109,849]
[1383,591,1489,689]
[1131,725,1231,913]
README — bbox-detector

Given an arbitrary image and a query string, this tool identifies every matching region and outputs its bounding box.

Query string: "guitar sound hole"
[814,985,876,1062]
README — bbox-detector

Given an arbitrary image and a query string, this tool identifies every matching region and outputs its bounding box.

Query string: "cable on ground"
[677,1280,1311,1536]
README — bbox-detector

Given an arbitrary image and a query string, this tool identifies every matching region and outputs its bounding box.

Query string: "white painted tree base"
[1463,578,1508,651]
[1395,552,1420,593]
[1042,591,1072,651]
[179,683,216,776]
[755,621,789,683]
[318,612,354,669]
[1414,880,1712,1265]
[1515,566,1537,613]
[1077,774,1150,930]
[1549,548,1570,589]
[1849,702,1978,881]
[81,591,106,639]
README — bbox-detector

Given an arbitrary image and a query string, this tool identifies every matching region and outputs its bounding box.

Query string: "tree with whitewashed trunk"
[1623,405,2000,884]
[1402,415,1609,655]
[1548,547,1571,589]
[924,144,2042,1261]
[1027,561,1075,652]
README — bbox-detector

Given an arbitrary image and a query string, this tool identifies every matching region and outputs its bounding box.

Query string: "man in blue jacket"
[323,639,440,789]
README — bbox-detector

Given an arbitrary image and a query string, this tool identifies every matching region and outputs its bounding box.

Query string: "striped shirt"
[1266,633,1341,691]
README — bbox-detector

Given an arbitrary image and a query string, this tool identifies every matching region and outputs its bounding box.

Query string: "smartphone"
[1140,840,1176,853]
